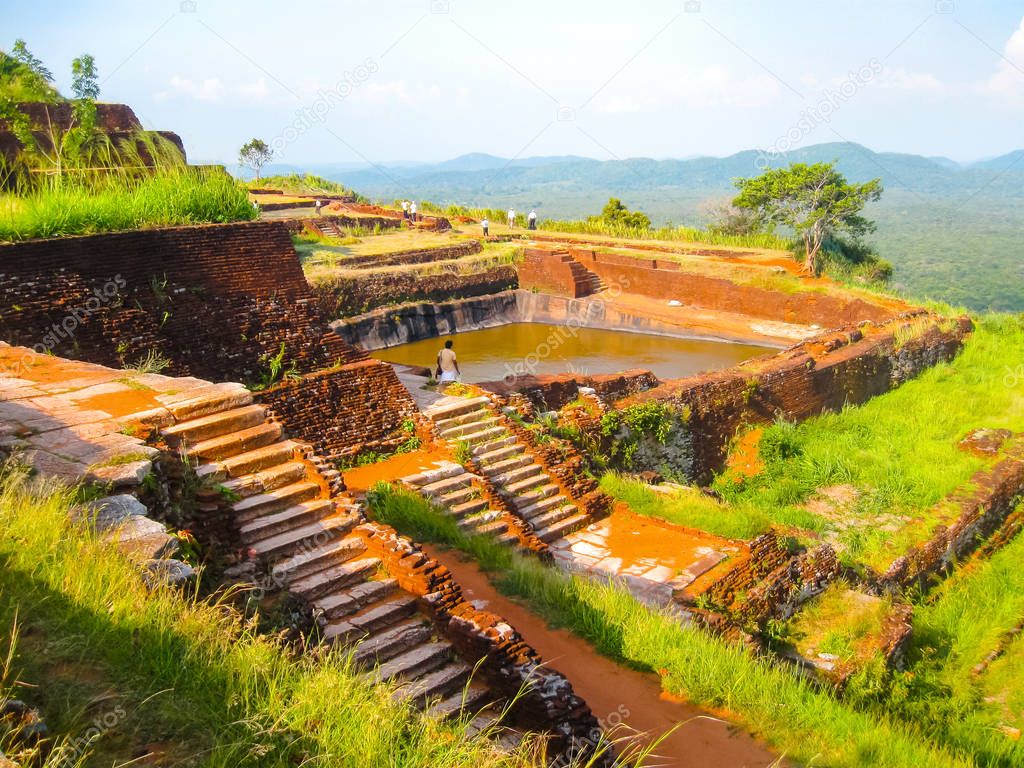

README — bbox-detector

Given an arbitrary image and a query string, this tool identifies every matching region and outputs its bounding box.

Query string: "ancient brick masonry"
[623,314,973,481]
[255,360,419,461]
[0,221,419,455]
[312,266,518,318]
[357,522,611,765]
[879,438,1024,591]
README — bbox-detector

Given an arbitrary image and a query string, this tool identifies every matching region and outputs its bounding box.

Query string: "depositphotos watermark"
[1,275,126,378]
[270,58,379,155]
[52,705,128,767]
[756,58,883,170]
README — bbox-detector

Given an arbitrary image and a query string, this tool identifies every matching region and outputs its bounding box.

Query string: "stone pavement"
[0,342,247,489]
[549,507,743,607]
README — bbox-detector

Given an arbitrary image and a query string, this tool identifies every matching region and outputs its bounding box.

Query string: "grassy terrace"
[367,483,972,768]
[0,167,256,242]
[0,466,542,768]
[604,313,1024,572]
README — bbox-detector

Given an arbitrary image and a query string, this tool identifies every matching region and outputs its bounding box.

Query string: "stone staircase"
[561,253,607,297]
[425,396,591,543]
[312,219,342,239]
[159,389,500,720]
[401,461,519,544]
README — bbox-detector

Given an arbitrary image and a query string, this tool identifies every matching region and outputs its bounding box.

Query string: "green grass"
[245,173,359,198]
[0,464,546,768]
[0,167,256,242]
[786,583,892,664]
[713,314,1024,570]
[367,482,972,768]
[837,514,1024,766]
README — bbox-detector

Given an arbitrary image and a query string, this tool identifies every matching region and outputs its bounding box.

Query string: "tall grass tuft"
[0,166,256,242]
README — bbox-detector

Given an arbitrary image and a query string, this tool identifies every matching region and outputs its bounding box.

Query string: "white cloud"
[596,67,782,114]
[985,15,1024,107]
[239,78,270,101]
[351,80,442,107]
[154,76,225,103]
[877,67,943,91]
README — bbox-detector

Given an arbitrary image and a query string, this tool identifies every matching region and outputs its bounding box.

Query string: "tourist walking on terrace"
[401,200,409,219]
[410,201,418,222]
[315,199,322,216]
[481,217,489,237]
[436,339,461,384]
[528,209,537,230]
[507,208,516,228]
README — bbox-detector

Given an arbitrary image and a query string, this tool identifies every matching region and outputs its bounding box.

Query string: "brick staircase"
[160,388,500,720]
[401,461,519,543]
[311,219,343,239]
[560,253,607,297]
[424,396,591,543]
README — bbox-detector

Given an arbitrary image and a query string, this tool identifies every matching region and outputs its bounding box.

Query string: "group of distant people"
[480,208,537,237]
[400,200,419,221]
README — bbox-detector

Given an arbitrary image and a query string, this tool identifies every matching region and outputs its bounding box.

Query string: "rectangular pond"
[372,323,770,382]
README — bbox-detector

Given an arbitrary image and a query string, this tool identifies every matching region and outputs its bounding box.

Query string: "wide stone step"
[240,498,336,544]
[186,421,283,462]
[163,404,268,446]
[272,533,366,585]
[401,462,465,489]
[222,440,303,478]
[364,641,453,684]
[233,481,323,523]
[164,384,254,422]
[222,461,309,499]
[473,436,520,460]
[458,509,503,531]
[529,504,578,530]
[518,495,568,521]
[291,556,382,601]
[460,426,506,446]
[537,513,590,543]
[504,472,549,496]
[432,408,492,432]
[474,519,509,538]
[425,395,492,421]
[326,594,420,644]
[440,418,498,440]
[449,498,489,519]
[511,484,559,510]
[250,514,357,561]
[438,485,480,508]
[420,473,473,497]
[475,444,527,467]
[480,453,532,475]
[395,661,473,707]
[314,578,399,621]
[352,618,434,666]
[426,684,493,721]
[491,464,542,488]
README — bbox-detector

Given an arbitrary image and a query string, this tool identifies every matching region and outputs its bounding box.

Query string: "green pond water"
[373,323,770,383]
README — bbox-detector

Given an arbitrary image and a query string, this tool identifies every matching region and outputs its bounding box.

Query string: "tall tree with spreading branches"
[238,138,272,180]
[70,54,99,101]
[732,162,882,274]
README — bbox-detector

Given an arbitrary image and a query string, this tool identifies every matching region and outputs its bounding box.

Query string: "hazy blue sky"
[6,0,1023,164]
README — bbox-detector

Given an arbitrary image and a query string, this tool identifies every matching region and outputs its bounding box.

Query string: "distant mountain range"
[265,142,1024,203]
[245,142,1023,313]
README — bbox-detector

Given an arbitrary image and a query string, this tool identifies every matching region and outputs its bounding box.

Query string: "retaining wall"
[622,315,973,481]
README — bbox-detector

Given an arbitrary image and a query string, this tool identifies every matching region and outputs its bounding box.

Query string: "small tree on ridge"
[732,161,882,274]
[71,54,99,100]
[239,138,272,181]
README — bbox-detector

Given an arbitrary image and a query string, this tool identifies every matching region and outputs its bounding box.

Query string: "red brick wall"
[255,360,418,457]
[0,221,366,381]
[580,247,900,325]
[517,248,584,298]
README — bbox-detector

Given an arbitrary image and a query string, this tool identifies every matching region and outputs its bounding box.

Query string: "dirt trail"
[423,544,781,768]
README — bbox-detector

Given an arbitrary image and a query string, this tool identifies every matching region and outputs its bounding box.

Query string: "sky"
[5,0,1024,166]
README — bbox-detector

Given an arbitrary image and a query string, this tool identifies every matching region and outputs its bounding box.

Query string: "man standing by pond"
[436,339,461,384]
